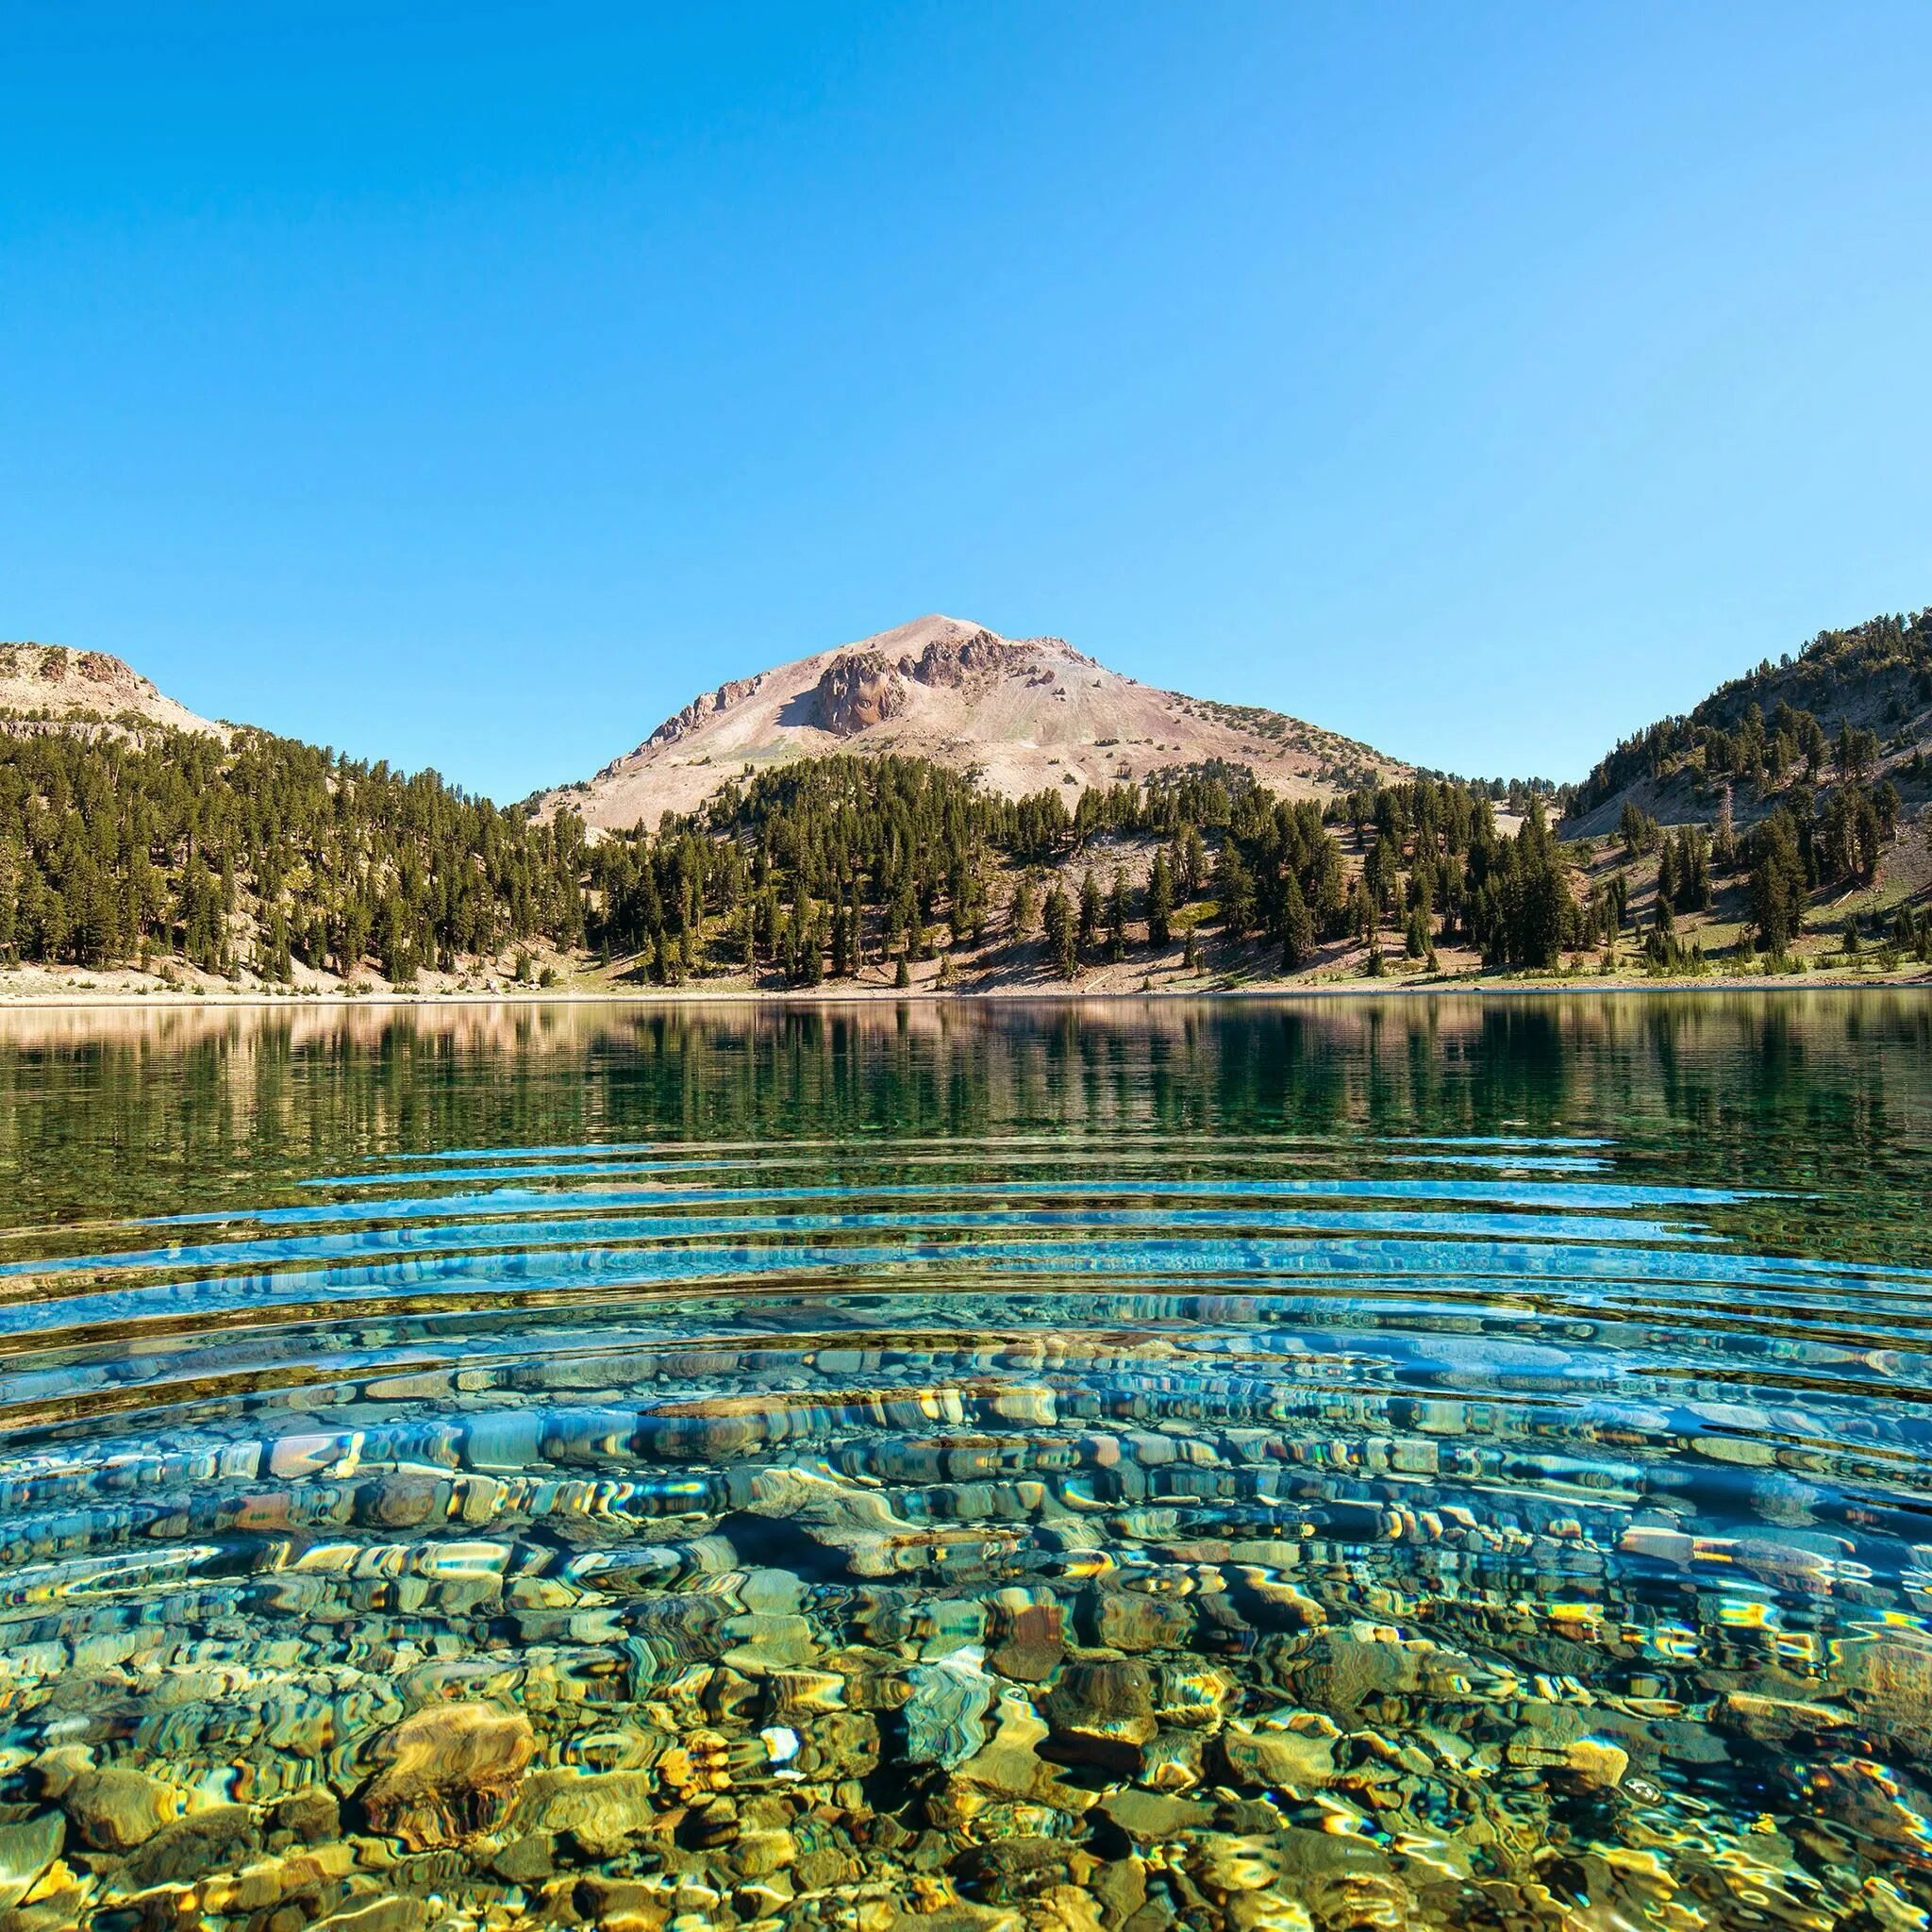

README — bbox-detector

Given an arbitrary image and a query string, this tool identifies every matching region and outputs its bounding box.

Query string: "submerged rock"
[507,1769,666,1858]
[0,1812,63,1913]
[61,1764,195,1850]
[988,1599,1066,1683]
[1216,1719,1340,1792]
[121,1804,262,1890]
[359,1701,535,1849]
[905,1649,997,1769]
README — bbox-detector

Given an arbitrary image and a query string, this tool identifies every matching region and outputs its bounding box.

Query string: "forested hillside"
[0,726,584,984]
[1565,608,1932,834]
[581,754,1597,987]
[1,720,1603,990]
[3,625,1927,994]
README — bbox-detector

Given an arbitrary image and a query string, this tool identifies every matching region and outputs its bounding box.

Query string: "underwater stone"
[119,1804,262,1890]
[728,1826,797,1877]
[1137,1727,1207,1791]
[1045,1660,1156,1738]
[0,1812,63,1913]
[941,1692,1093,1816]
[1215,1721,1338,1791]
[1088,1588,1194,1654]
[463,1410,545,1473]
[905,1649,996,1769]
[359,1701,535,1849]
[271,1787,342,1845]
[270,1430,364,1479]
[1837,1629,1932,1736]
[1286,1628,1430,1723]
[1712,1690,1854,1744]
[507,1770,665,1859]
[1099,1788,1212,1842]
[1230,1566,1326,1631]
[61,1763,196,1849]
[1504,1724,1629,1790]
[311,1899,428,1932]
[987,1600,1066,1683]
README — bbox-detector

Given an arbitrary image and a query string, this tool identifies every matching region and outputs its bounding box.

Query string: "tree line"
[583,757,1596,983]
[0,726,585,978]
[4,724,1922,987]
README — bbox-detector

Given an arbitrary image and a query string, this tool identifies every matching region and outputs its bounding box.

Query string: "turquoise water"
[0,993,1929,1930]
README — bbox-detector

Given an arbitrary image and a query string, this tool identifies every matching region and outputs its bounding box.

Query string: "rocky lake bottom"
[0,994,1928,1932]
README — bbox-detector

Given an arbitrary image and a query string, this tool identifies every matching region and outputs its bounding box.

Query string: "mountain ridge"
[1560,608,1932,836]
[0,641,222,741]
[538,613,1407,829]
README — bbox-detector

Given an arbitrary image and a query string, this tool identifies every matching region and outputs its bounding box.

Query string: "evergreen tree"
[1009,874,1038,943]
[1077,869,1103,957]
[1145,850,1174,948]
[1214,844,1256,941]
[1747,809,1807,956]
[0,835,19,962]
[1174,825,1206,898]
[1279,874,1314,972]
[1042,883,1077,980]
[1106,868,1129,961]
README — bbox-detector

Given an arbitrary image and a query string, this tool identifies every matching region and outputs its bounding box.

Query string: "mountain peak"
[0,641,220,739]
[541,616,1401,829]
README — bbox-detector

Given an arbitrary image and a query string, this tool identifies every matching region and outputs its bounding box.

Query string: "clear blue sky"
[4,5,1928,800]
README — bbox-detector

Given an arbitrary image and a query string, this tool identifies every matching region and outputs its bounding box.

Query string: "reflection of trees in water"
[0,994,1926,1242]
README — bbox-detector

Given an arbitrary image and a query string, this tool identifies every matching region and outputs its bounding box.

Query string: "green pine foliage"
[7,722,1916,990]
[1574,608,1932,819]
[0,726,583,976]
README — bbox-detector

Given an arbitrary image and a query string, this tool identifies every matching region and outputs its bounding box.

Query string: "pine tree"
[1175,825,1206,898]
[0,835,19,962]
[1747,809,1807,957]
[1215,845,1256,942]
[1042,884,1077,980]
[1145,849,1174,948]
[1009,875,1038,948]
[1279,873,1314,972]
[1077,869,1103,957]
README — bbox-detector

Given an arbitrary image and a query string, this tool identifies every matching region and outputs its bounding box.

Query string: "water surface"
[1,993,1930,1932]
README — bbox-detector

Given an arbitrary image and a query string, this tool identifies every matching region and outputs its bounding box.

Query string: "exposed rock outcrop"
[812,652,908,735]
[0,642,220,739]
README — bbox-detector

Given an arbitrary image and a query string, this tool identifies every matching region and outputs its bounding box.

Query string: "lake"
[0,992,1929,1931]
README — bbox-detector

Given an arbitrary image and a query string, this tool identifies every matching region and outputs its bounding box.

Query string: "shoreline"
[1,972,1926,1010]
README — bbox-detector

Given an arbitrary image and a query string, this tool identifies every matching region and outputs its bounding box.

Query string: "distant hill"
[3,608,1928,996]
[1563,608,1932,835]
[0,641,222,740]
[537,613,1406,830]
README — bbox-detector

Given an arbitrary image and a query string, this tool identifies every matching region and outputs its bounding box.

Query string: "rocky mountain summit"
[541,614,1402,830]
[0,641,219,740]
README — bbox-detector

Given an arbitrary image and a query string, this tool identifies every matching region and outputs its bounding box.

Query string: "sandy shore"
[2,968,1927,1008]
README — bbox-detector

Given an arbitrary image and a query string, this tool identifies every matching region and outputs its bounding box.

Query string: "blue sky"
[4,4,1928,800]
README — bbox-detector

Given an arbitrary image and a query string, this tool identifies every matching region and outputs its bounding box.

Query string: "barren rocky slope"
[0,641,221,739]
[539,614,1404,829]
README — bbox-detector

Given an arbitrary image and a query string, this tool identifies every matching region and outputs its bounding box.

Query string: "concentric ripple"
[0,994,1930,1932]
